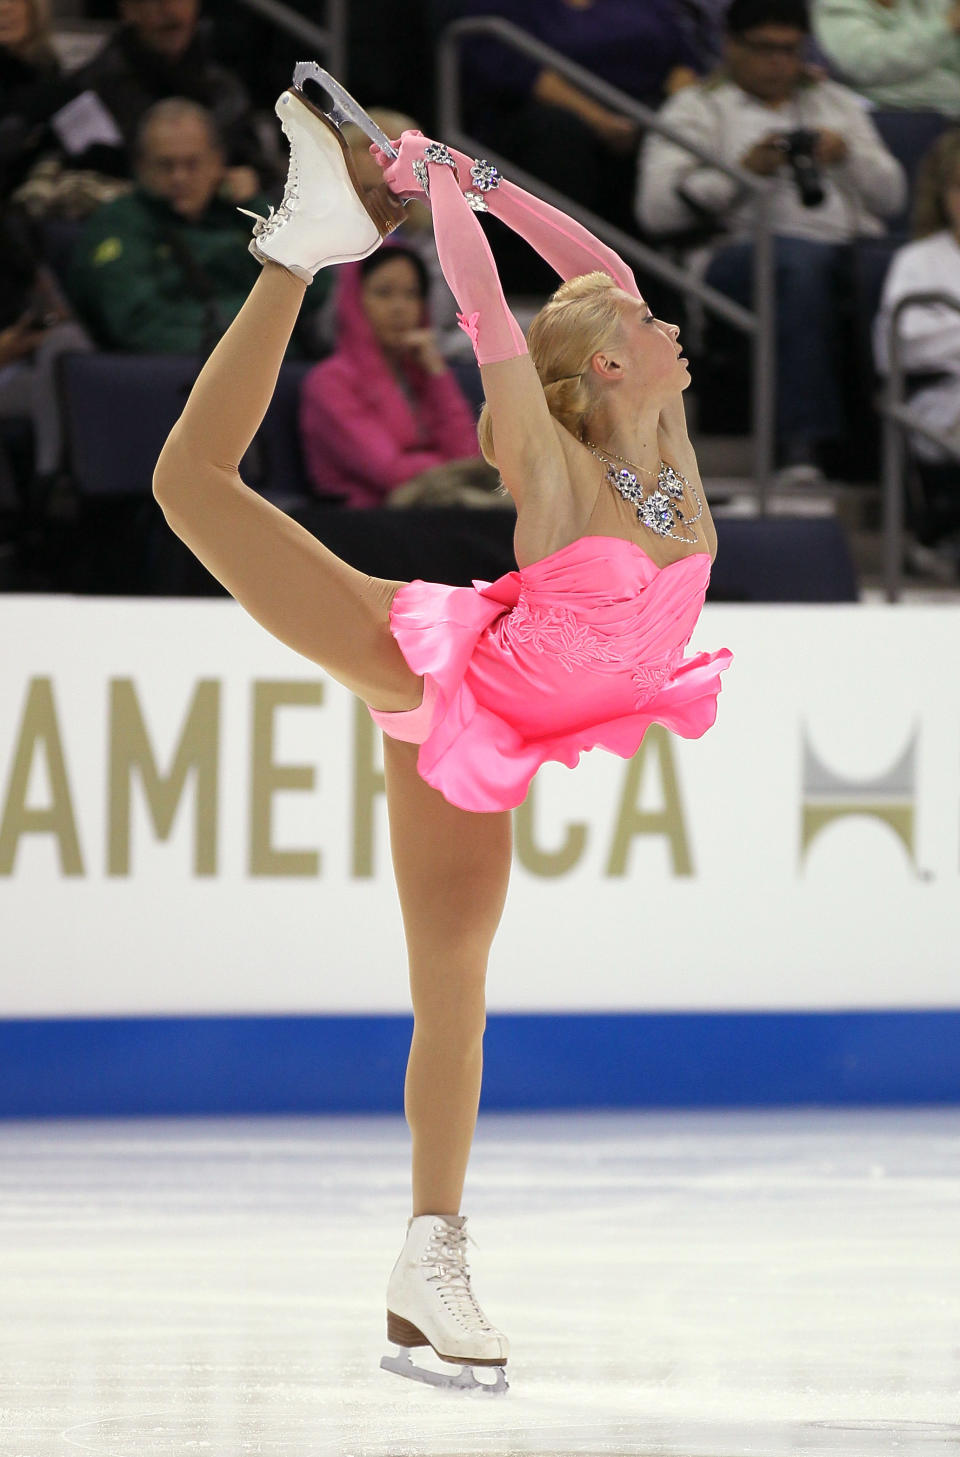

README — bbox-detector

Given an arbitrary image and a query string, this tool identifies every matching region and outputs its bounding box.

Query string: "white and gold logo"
[800,722,918,869]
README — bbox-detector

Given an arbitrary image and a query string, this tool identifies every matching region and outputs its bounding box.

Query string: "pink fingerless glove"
[374,131,527,366]
[371,129,432,200]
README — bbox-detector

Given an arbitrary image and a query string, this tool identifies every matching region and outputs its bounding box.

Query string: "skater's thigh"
[157,471,421,710]
[383,738,512,966]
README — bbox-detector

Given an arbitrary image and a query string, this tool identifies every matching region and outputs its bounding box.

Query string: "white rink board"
[1,595,958,1018]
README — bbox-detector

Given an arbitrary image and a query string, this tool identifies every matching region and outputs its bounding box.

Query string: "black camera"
[777,128,826,208]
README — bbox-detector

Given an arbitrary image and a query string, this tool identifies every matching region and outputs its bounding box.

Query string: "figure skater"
[152,66,733,1396]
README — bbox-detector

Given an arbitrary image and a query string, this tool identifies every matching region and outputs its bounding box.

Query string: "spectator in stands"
[69,99,329,354]
[813,0,960,117]
[299,243,486,507]
[0,205,92,526]
[458,0,704,231]
[51,0,275,201]
[0,0,64,197]
[874,127,960,566]
[637,0,906,483]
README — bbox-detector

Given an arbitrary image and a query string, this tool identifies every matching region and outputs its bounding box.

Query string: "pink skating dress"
[369,532,733,813]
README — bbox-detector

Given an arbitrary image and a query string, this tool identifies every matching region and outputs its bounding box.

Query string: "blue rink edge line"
[0,1010,958,1116]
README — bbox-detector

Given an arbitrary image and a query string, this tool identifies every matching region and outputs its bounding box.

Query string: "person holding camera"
[637,0,906,484]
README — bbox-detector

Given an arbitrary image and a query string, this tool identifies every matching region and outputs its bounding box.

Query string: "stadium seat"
[57,352,317,502]
[252,359,314,505]
[707,517,859,601]
[870,110,950,235]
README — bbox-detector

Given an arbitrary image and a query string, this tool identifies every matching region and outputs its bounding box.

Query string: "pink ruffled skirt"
[369,535,733,813]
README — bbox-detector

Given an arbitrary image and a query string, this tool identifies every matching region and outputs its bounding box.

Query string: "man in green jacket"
[70,96,331,355]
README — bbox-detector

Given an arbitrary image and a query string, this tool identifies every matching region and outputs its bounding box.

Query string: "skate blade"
[380,1346,509,1394]
[292,62,398,159]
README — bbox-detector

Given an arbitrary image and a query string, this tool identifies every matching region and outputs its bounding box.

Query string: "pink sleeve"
[447,147,641,297]
[373,134,640,299]
[299,368,448,501]
[418,161,529,366]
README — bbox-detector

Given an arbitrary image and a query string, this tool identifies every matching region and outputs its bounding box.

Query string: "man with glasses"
[637,0,906,485]
[69,99,329,354]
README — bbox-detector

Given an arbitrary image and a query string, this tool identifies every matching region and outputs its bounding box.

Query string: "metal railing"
[878,291,960,601]
[235,0,345,83]
[437,15,777,504]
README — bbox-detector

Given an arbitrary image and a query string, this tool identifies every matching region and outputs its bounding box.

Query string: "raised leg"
[383,737,512,1216]
[153,263,421,711]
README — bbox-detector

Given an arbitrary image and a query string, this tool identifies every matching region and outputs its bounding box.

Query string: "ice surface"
[0,1109,957,1455]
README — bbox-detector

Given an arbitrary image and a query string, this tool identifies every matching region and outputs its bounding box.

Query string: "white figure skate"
[240,62,407,283]
[380,1213,509,1394]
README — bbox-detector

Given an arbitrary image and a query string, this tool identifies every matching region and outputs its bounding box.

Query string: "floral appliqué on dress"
[501,599,622,674]
[632,646,683,707]
[502,598,685,702]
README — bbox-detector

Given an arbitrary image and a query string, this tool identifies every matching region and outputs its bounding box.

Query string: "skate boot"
[380,1213,509,1394]
[239,64,408,283]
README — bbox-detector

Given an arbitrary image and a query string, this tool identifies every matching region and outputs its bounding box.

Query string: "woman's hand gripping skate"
[369,130,451,202]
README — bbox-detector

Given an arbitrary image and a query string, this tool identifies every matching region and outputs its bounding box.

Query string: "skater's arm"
[457,150,641,298]
[385,143,568,504]
[373,134,641,299]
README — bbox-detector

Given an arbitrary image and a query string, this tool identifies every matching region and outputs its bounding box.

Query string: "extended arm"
[379,136,567,502]
[374,132,641,298]
[456,147,640,296]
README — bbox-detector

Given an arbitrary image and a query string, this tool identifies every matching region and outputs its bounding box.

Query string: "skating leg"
[379,738,511,1391]
[383,737,511,1216]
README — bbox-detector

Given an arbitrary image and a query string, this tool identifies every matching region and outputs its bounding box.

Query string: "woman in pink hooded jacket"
[298,240,482,505]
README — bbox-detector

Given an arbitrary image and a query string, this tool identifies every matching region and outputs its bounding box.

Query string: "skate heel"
[387,1309,429,1348]
[288,86,407,237]
[364,180,410,237]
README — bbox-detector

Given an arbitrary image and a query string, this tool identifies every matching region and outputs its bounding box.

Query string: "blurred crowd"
[4,0,960,589]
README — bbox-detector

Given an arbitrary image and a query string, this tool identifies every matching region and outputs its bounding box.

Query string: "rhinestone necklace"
[583,440,704,544]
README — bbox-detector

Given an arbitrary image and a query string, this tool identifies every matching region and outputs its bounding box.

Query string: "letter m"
[108,679,220,875]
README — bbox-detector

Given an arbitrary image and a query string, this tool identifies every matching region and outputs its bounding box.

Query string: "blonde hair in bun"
[477,271,629,469]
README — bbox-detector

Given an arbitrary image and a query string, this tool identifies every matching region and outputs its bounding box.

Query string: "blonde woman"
[153,77,733,1393]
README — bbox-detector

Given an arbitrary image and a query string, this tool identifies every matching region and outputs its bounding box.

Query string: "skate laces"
[237,119,301,240]
[422,1222,494,1333]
